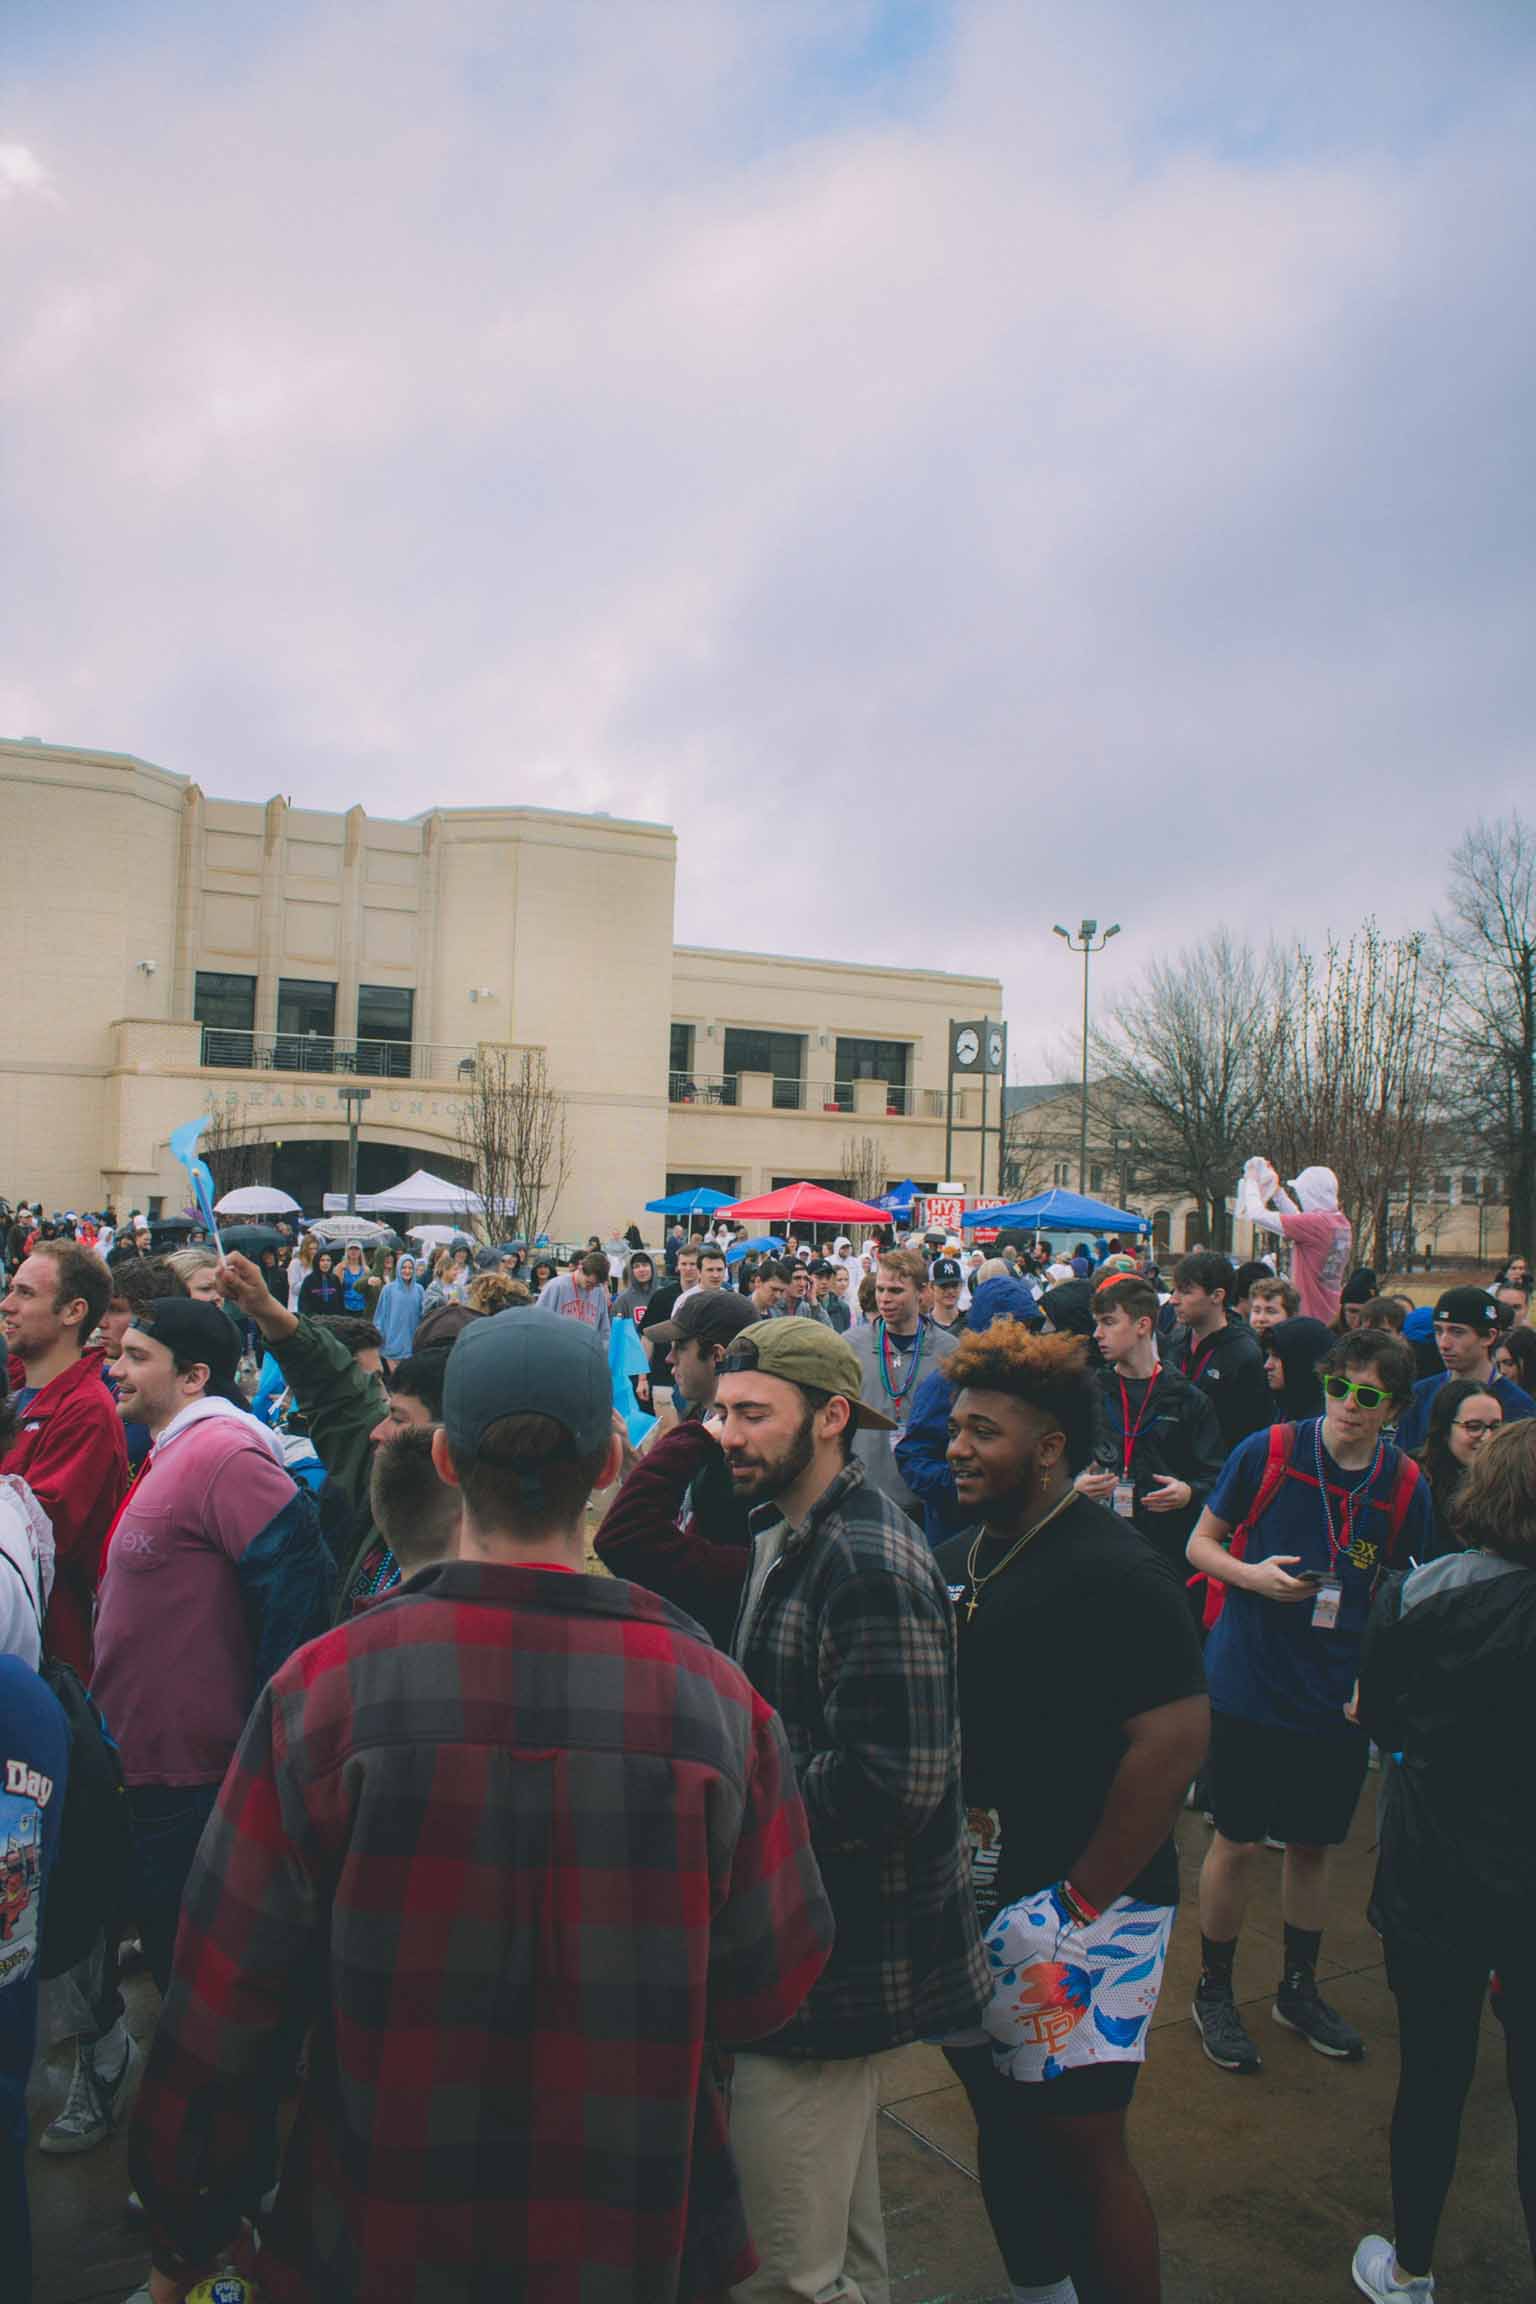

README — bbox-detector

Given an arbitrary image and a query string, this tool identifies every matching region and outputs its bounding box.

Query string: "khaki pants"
[729,2050,890,2304]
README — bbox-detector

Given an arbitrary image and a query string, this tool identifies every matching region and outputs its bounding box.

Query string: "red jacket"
[4,1349,129,1676]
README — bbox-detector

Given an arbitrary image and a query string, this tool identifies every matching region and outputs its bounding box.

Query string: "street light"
[337,1085,372,1213]
[1053,920,1121,1195]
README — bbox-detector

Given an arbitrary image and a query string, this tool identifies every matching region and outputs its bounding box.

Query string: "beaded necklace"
[876,1317,928,1407]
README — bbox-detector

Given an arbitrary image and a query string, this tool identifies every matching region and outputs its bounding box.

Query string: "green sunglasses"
[1321,1373,1392,1410]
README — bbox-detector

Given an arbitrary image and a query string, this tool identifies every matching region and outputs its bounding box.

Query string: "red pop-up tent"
[721,1181,891,1226]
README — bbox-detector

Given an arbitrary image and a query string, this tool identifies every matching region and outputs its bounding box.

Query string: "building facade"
[1,740,1003,1230]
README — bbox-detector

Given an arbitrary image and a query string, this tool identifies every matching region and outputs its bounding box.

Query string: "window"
[356,984,413,1078]
[1433,1175,1452,1201]
[665,1171,738,1198]
[276,979,337,1068]
[1053,1161,1071,1187]
[195,972,256,1066]
[723,1028,805,1110]
[1089,1164,1105,1192]
[1461,1172,1479,1202]
[834,1037,910,1112]
[669,1023,696,1100]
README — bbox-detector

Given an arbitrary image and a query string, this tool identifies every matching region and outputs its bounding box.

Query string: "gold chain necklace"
[963,1486,1076,1622]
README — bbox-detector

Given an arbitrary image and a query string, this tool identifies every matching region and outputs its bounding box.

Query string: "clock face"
[955,1028,980,1067]
[987,1030,1004,1071]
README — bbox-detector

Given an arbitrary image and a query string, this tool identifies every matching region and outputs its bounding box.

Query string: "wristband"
[1058,1879,1101,1927]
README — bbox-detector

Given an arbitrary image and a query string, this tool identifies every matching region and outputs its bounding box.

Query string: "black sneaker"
[1192,1985,1262,2073]
[1273,1969,1364,2060]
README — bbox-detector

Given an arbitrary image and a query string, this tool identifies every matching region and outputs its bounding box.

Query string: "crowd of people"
[0,1184,1532,2302]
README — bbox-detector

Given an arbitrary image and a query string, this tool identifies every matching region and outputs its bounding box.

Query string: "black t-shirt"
[935,1496,1207,1908]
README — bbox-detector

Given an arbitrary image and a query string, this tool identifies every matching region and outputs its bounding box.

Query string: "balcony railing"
[668,1072,946,1118]
[201,1028,477,1080]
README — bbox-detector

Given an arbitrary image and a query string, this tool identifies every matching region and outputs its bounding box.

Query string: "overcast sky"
[5,1,1533,1076]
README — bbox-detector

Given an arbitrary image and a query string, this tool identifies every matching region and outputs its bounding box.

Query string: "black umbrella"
[218,1223,289,1256]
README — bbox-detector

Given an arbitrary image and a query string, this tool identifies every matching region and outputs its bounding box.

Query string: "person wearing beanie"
[1393,1285,1536,1455]
[1241,1161,1354,1326]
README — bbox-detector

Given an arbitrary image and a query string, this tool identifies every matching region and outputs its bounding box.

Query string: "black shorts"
[945,2040,1139,2117]
[1208,1711,1370,1848]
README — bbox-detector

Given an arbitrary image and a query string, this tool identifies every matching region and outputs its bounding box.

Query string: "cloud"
[2,0,1533,1072]
[0,141,54,200]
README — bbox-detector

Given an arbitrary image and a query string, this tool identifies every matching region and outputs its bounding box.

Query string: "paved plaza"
[31,1797,1529,2303]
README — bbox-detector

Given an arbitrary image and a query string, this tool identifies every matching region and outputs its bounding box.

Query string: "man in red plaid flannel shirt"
[127,1308,833,2303]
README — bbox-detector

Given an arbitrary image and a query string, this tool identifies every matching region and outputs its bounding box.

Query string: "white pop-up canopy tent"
[364,1167,475,1217]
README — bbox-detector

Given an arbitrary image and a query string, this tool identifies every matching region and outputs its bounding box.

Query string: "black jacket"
[1088,1363,1226,1577]
[1359,1550,1536,1970]
[1159,1318,1271,1455]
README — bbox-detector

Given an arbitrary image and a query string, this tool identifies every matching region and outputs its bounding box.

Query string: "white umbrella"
[309,1214,394,1244]
[407,1222,472,1247]
[214,1184,302,1216]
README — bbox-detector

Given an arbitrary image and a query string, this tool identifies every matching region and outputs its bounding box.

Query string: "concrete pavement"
[30,1799,1533,2300]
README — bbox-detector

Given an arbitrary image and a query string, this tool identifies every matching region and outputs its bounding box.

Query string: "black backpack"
[0,1544,136,1976]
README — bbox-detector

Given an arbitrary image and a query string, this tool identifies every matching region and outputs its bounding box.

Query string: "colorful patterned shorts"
[980,1888,1176,2083]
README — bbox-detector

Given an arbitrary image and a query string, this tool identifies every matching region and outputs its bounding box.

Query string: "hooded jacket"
[1159,1317,1272,1454]
[3,1347,129,1676]
[1085,1358,1226,1577]
[892,1278,1041,1547]
[1261,1315,1334,1422]
[1360,1550,1536,1970]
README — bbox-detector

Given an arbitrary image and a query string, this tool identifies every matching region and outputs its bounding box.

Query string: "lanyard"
[1312,1421,1382,1570]
[1117,1366,1161,1476]
[1183,1332,1217,1385]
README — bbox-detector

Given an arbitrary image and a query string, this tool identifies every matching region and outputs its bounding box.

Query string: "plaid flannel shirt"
[732,1458,987,2057]
[129,1560,833,2303]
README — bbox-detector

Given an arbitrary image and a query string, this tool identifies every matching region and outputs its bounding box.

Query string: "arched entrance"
[268,1138,470,1211]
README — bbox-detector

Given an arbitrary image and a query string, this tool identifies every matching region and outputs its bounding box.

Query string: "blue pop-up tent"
[877,1179,920,1216]
[960,1187,1151,1234]
[645,1187,736,1217]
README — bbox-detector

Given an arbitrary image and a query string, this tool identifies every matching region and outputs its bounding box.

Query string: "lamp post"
[337,1085,372,1213]
[1052,920,1121,1194]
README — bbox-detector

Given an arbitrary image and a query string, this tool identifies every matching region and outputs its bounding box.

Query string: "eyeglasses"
[1452,1418,1502,1438]
[1321,1374,1392,1409]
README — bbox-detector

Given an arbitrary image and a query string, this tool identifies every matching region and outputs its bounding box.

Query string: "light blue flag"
[168,1114,223,1249]
[609,1312,657,1448]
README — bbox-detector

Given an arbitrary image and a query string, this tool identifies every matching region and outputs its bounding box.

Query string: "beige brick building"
[1,739,1004,1230]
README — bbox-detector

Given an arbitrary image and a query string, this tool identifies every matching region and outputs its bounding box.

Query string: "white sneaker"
[38,2031,142,2155]
[1352,2233,1435,2301]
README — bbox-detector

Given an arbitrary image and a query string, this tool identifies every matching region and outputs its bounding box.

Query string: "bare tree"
[1000,1089,1067,1200]
[203,1095,268,1194]
[454,1048,573,1244]
[838,1134,886,1207]
[1093,933,1286,1248]
[1438,814,1536,1260]
[1268,925,1448,1270]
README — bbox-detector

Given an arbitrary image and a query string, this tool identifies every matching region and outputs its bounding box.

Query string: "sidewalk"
[31,1802,1532,2301]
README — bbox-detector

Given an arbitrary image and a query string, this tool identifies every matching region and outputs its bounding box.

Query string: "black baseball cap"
[131,1299,244,1404]
[646,1291,759,1350]
[930,1257,962,1285]
[444,1308,613,1457]
[1434,1286,1500,1335]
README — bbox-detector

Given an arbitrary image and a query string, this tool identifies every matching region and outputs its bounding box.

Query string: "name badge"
[1112,1479,1136,1518]
[1311,1577,1343,1630]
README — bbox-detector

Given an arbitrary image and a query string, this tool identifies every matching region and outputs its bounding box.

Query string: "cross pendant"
[966,1593,979,1621]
